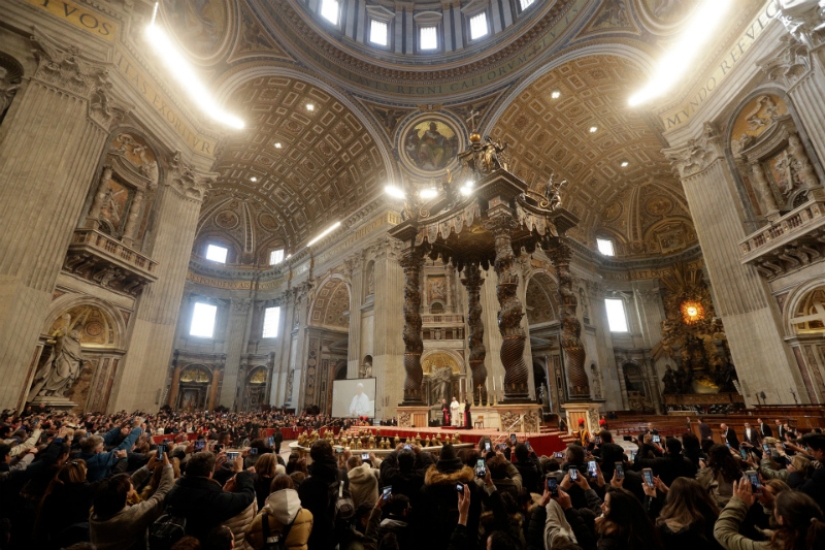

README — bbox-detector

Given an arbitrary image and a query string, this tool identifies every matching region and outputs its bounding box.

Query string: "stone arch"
[784,278,825,336]
[309,275,352,329]
[525,270,559,325]
[421,349,464,375]
[42,295,127,350]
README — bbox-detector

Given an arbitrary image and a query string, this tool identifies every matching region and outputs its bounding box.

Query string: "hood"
[265,488,302,524]
[424,464,474,485]
[348,463,374,482]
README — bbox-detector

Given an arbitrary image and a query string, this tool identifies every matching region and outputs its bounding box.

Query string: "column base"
[495,403,542,433]
[397,405,429,428]
[28,395,78,413]
[561,401,604,436]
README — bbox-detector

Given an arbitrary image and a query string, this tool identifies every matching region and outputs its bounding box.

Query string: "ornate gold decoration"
[680,300,704,325]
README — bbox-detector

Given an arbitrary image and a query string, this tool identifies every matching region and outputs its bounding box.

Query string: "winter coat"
[246,489,314,550]
[347,463,379,508]
[89,465,173,550]
[296,457,341,550]
[225,500,258,550]
[415,466,484,550]
[166,471,256,542]
[636,453,698,487]
[38,480,99,546]
[696,467,734,508]
[657,518,724,550]
[713,497,771,550]
[798,459,825,513]
[80,427,142,481]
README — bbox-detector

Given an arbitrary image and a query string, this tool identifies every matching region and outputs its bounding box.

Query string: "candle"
[500,375,504,392]
[492,377,496,391]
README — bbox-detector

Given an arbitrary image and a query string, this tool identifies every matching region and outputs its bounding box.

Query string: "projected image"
[331,378,376,418]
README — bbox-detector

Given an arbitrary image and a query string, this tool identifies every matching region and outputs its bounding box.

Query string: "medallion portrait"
[402,120,458,171]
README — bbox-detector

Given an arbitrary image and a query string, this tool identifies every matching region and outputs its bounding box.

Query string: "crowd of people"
[2,407,825,550]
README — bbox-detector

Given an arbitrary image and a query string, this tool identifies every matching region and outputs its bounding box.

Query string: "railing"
[740,197,825,257]
[421,314,464,324]
[71,229,158,275]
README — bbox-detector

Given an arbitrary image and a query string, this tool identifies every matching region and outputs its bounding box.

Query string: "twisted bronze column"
[461,262,487,405]
[399,249,425,404]
[548,239,590,398]
[485,216,530,402]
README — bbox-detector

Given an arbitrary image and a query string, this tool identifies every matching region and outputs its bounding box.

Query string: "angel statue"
[29,314,84,399]
[481,136,508,172]
[546,173,567,210]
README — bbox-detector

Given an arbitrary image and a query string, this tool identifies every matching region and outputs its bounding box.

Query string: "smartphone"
[157,443,166,459]
[762,443,770,452]
[526,441,532,452]
[569,466,579,481]
[361,453,369,460]
[615,462,624,480]
[652,435,660,444]
[547,477,559,497]
[747,471,762,494]
[249,448,258,455]
[475,458,486,478]
[630,451,637,461]
[226,451,239,460]
[587,460,598,478]
[381,486,392,501]
[194,440,205,451]
[403,444,412,451]
[268,436,275,447]
[740,449,748,460]
[554,452,564,459]
[510,433,517,445]
[594,435,601,446]
[642,468,654,488]
[485,442,492,452]
[334,447,344,454]
[455,482,465,494]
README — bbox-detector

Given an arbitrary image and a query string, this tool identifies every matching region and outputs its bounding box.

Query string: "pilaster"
[220,297,253,409]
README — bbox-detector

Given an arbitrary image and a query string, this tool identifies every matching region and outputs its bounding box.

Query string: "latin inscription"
[27,0,118,41]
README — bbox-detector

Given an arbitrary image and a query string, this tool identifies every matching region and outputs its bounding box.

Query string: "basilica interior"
[2,0,825,428]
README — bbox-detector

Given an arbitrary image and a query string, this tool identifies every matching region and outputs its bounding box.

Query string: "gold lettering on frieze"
[186,272,253,290]
[27,0,118,41]
[113,48,217,158]
[660,0,778,131]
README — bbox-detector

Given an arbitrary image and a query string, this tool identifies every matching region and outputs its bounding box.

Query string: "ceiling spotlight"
[307,221,341,246]
[460,180,474,196]
[306,103,315,111]
[620,161,629,168]
[384,185,406,199]
[589,126,598,133]
[274,142,282,149]
[551,90,561,99]
[419,188,438,199]
[250,177,258,182]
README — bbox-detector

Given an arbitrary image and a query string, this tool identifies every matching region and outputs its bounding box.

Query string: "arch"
[622,362,646,394]
[430,301,445,314]
[42,295,128,350]
[309,275,352,329]
[180,364,212,383]
[247,366,268,384]
[784,278,825,336]
[483,44,656,134]
[525,271,559,325]
[213,65,397,184]
[334,360,349,380]
[421,349,464,375]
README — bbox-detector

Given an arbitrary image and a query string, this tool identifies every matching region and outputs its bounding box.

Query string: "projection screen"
[331,378,376,418]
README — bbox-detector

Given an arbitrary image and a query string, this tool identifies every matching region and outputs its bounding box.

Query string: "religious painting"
[402,120,459,172]
[98,176,131,237]
[427,275,447,305]
[111,133,158,183]
[162,0,229,59]
[422,352,461,375]
[764,151,801,197]
[48,305,116,347]
[586,0,633,31]
[180,365,211,383]
[730,94,788,152]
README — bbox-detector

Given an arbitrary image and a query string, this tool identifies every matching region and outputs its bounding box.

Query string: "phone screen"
[587,460,598,478]
[268,437,275,447]
[740,449,748,460]
[403,444,412,451]
[475,458,486,478]
[335,447,343,454]
[643,469,654,488]
[630,451,637,461]
[485,442,492,452]
[554,452,564,459]
[748,472,761,493]
[194,440,205,451]
[762,443,770,452]
[510,433,517,445]
[249,448,258,455]
[615,463,624,480]
[653,435,660,443]
[455,482,465,494]
[362,453,370,460]
[594,436,601,446]
[227,451,239,460]
[157,443,166,459]
[382,486,392,501]
[526,441,531,451]
[569,467,579,481]
[547,477,559,497]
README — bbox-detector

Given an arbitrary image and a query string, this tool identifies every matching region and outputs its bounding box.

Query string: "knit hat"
[436,443,463,473]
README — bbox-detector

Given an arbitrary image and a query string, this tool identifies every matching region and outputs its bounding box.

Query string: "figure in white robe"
[349,383,371,416]
[450,397,461,427]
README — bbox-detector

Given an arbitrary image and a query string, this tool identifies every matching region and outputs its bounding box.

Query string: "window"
[469,13,489,40]
[269,249,285,266]
[420,26,437,50]
[370,19,388,46]
[190,302,218,338]
[605,299,628,333]
[263,306,281,338]
[320,0,339,24]
[206,244,228,264]
[520,0,535,9]
[597,238,615,256]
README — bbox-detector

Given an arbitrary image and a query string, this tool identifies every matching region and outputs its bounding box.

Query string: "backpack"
[148,512,187,550]
[328,480,355,528]
[261,510,296,550]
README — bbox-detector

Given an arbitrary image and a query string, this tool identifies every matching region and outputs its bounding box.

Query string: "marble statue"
[360,358,373,379]
[30,321,83,399]
[431,366,453,405]
[545,173,567,210]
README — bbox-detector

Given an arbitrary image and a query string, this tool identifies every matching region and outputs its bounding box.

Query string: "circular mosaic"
[85,322,103,337]
[645,197,673,217]
[601,202,622,223]
[215,210,239,229]
[400,118,460,173]
[161,0,233,62]
[259,213,279,230]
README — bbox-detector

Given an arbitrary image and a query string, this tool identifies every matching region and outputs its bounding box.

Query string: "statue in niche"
[590,365,603,399]
[29,315,84,399]
[360,357,373,379]
[431,366,454,406]
[366,265,375,296]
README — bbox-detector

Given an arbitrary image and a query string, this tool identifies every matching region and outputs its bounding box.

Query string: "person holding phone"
[346,452,381,508]
[634,437,698,487]
[696,444,743,508]
[646,478,723,550]
[595,488,663,550]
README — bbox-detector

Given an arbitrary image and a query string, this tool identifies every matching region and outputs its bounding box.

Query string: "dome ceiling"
[490,54,697,257]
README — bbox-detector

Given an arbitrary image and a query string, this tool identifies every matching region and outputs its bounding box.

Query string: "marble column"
[398,247,425,404]
[207,367,221,411]
[665,124,805,405]
[0,34,128,409]
[346,253,364,379]
[480,268,504,404]
[270,290,294,406]
[460,263,487,404]
[167,363,182,408]
[109,155,211,412]
[372,239,405,417]
[290,283,312,413]
[121,189,145,247]
[220,297,253,410]
[484,216,529,402]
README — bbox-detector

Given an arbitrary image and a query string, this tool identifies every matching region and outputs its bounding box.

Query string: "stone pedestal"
[496,403,542,433]
[397,405,429,428]
[29,395,78,413]
[562,402,603,437]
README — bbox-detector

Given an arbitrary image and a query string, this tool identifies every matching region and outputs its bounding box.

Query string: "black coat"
[636,453,698,487]
[698,423,713,441]
[656,520,723,550]
[723,429,740,450]
[165,471,256,542]
[297,457,342,550]
[416,466,484,550]
[758,423,773,438]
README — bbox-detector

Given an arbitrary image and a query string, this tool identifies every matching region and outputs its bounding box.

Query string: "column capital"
[30,29,131,130]
[758,34,812,88]
[777,0,825,50]
[162,151,215,202]
[230,297,253,314]
[663,122,725,179]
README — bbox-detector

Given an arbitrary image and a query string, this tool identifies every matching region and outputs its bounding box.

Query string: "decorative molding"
[664,123,725,178]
